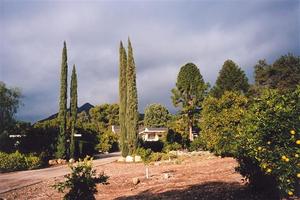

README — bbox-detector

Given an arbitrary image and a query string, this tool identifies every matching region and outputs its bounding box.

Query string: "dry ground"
[0,153,274,200]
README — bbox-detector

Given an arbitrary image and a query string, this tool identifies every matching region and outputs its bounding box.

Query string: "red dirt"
[0,153,274,200]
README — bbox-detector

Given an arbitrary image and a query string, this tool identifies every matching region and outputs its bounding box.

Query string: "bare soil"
[0,153,274,200]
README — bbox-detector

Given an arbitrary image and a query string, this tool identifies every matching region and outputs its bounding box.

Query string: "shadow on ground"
[115,181,278,200]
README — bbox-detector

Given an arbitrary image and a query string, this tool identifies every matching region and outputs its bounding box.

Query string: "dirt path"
[0,152,273,200]
[0,152,120,194]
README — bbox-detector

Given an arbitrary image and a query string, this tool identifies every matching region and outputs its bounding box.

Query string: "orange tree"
[236,86,300,198]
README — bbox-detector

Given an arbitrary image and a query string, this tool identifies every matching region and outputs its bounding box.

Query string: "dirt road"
[0,152,120,194]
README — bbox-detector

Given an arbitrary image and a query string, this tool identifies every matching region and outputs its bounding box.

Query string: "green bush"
[53,156,109,200]
[236,87,300,198]
[189,137,206,151]
[135,147,152,163]
[163,142,182,152]
[200,91,248,156]
[96,130,119,153]
[0,151,41,172]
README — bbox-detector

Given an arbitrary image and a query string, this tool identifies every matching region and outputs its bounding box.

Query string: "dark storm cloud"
[0,0,299,122]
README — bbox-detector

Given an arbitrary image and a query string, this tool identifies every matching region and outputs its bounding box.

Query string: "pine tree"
[126,38,138,155]
[56,41,68,159]
[70,65,78,159]
[211,60,249,98]
[119,41,129,157]
[171,63,208,141]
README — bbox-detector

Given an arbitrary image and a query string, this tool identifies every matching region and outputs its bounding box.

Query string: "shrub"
[53,156,109,200]
[135,147,152,163]
[189,137,206,151]
[236,87,300,198]
[200,91,248,156]
[0,151,41,172]
[140,141,164,152]
[163,142,182,152]
[96,130,119,153]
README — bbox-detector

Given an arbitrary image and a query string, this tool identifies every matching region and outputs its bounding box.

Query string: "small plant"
[53,156,109,200]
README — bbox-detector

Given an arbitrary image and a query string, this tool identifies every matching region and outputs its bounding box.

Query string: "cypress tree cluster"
[119,38,138,156]
[56,41,68,159]
[56,42,79,159]
[70,65,78,159]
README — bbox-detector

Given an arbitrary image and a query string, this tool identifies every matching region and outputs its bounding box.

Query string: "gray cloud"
[0,0,299,122]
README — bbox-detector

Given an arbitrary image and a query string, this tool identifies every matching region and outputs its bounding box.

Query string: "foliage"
[163,142,182,152]
[171,63,208,140]
[135,147,152,163]
[96,130,119,153]
[200,91,248,156]
[70,65,78,159]
[140,140,164,152]
[211,60,249,98]
[0,151,41,172]
[126,39,139,155]
[56,41,68,159]
[119,41,129,157]
[254,53,300,91]
[236,87,300,198]
[167,115,191,149]
[189,136,206,151]
[53,156,108,200]
[144,104,170,128]
[0,81,22,132]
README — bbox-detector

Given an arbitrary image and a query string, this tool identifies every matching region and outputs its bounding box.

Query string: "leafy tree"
[96,130,119,153]
[144,103,170,128]
[70,65,78,158]
[171,63,208,141]
[126,39,139,155]
[236,86,300,198]
[211,60,249,98]
[118,41,128,157]
[0,81,21,134]
[254,53,300,91]
[200,91,248,156]
[0,82,22,152]
[56,41,68,159]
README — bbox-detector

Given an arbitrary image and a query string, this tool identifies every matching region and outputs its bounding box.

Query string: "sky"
[0,0,299,123]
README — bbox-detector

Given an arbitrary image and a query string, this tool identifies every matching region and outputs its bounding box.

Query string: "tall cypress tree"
[126,38,138,155]
[56,41,68,159]
[70,64,78,159]
[119,41,129,157]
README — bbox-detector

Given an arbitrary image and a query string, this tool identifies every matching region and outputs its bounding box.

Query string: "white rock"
[125,156,134,162]
[132,177,140,185]
[163,173,170,179]
[134,155,142,162]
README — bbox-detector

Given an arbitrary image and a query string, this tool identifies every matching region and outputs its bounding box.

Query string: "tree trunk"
[189,120,193,141]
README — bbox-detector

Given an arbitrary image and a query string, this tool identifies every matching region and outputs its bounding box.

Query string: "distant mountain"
[37,102,94,123]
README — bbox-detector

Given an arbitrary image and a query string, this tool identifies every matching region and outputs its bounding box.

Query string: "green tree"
[118,41,128,157]
[70,65,78,159]
[56,41,68,159]
[200,91,248,156]
[254,53,300,91]
[0,81,22,152]
[126,39,138,155]
[211,60,249,98]
[144,104,170,128]
[171,63,208,141]
[0,81,21,134]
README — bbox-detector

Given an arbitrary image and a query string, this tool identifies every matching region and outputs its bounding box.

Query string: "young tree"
[171,63,208,141]
[56,41,68,159]
[144,104,170,128]
[211,60,249,98]
[119,41,129,157]
[126,39,138,155]
[70,65,78,159]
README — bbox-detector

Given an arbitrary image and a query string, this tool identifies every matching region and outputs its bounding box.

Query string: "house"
[138,127,168,141]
